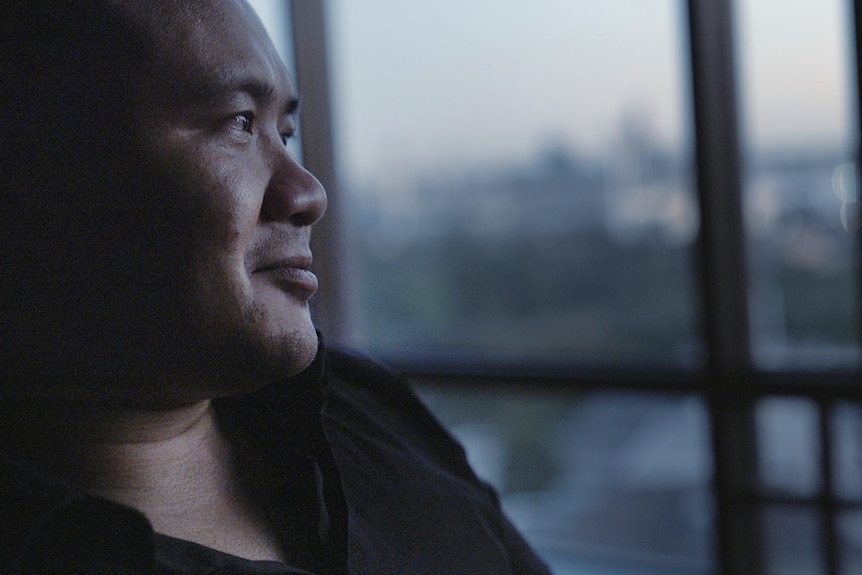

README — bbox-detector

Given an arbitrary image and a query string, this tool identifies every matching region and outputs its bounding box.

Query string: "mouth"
[254,256,318,298]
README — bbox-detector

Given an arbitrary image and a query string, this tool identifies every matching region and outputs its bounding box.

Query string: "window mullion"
[688,3,748,367]
[687,0,761,574]
[289,0,351,342]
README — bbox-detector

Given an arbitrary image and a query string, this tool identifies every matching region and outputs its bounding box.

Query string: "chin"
[238,318,320,385]
[277,324,320,375]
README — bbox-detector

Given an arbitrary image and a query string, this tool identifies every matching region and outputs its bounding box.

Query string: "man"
[0,1,551,573]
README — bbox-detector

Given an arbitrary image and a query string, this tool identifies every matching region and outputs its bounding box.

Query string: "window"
[255,1,862,573]
[328,0,700,367]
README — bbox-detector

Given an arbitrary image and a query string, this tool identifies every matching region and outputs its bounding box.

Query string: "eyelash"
[230,113,293,147]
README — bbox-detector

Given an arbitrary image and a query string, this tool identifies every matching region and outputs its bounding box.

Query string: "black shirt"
[0,343,551,574]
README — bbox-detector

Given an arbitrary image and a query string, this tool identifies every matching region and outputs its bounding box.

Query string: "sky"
[249,0,854,185]
[737,0,853,153]
[326,0,685,182]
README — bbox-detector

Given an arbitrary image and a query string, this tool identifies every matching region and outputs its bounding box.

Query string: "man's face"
[11,0,326,405]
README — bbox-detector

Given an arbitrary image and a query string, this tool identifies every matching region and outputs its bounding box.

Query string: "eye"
[280,131,295,147]
[231,113,253,133]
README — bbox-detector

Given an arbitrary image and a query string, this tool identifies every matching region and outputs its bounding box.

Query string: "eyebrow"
[192,73,301,115]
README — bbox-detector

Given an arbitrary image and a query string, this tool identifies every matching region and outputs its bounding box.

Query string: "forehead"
[126,0,294,103]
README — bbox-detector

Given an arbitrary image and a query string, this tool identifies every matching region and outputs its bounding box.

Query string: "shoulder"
[319,346,553,574]
[324,346,423,414]
[324,345,400,389]
[322,346,471,474]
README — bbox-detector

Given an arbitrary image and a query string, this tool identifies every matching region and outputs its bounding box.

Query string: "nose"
[260,152,327,226]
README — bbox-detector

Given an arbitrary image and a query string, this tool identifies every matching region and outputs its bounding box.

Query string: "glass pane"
[246,0,290,57]
[762,506,825,575]
[756,397,820,496]
[327,0,700,365]
[839,511,862,574]
[736,0,859,369]
[417,388,714,574]
[832,402,862,501]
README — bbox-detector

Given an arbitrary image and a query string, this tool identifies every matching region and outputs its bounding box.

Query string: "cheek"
[184,182,266,306]
[170,159,263,260]
[202,185,264,283]
[199,152,265,232]
[134,136,269,304]
[143,135,263,228]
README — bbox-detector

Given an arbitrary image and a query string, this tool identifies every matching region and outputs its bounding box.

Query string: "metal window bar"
[686,0,763,573]
[818,399,840,575]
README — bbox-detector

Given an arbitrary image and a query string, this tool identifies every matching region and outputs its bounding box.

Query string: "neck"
[0,397,218,493]
[0,398,287,562]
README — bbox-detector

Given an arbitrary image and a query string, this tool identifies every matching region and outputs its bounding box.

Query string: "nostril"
[261,166,327,226]
[288,191,326,226]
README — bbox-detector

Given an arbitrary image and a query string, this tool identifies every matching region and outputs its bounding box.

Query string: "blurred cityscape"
[341,118,859,572]
[345,122,857,368]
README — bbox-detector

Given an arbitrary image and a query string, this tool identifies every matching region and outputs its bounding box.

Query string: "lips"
[254,256,318,297]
